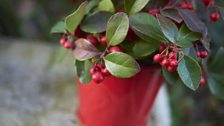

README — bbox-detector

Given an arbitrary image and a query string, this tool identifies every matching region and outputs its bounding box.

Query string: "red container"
[77,66,163,126]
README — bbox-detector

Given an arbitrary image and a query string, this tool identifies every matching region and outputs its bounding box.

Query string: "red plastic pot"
[77,66,163,126]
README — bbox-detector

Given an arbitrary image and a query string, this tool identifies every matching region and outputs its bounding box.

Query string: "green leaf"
[176,23,201,47]
[178,9,207,38]
[207,73,224,100]
[157,14,178,43]
[98,0,115,13]
[85,0,101,14]
[133,40,160,57]
[124,0,150,15]
[73,38,100,61]
[209,47,224,74]
[65,1,88,33]
[177,55,202,90]
[162,67,180,85]
[160,8,183,23]
[106,12,129,45]
[50,21,66,34]
[104,52,141,78]
[80,11,112,33]
[129,13,167,42]
[75,60,92,84]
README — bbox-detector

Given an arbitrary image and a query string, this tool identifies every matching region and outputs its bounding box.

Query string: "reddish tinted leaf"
[161,8,183,23]
[178,9,208,38]
[73,39,100,61]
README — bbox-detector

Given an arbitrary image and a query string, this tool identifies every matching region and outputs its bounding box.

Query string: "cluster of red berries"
[60,35,74,49]
[86,35,124,53]
[153,45,179,72]
[194,42,208,58]
[90,64,111,83]
[180,2,193,9]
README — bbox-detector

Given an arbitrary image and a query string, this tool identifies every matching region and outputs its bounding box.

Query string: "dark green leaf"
[209,47,224,74]
[215,0,224,7]
[106,12,129,45]
[50,21,66,34]
[104,52,141,78]
[133,40,160,57]
[65,1,88,33]
[178,9,208,38]
[80,11,112,33]
[177,55,202,90]
[98,0,115,13]
[73,39,100,61]
[124,0,150,15]
[160,8,183,23]
[157,14,178,43]
[162,67,180,85]
[129,13,167,42]
[75,60,92,84]
[207,73,224,100]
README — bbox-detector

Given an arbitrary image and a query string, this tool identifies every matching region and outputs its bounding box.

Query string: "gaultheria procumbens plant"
[51,0,224,99]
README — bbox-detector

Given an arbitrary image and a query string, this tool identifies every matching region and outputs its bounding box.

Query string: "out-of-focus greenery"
[0,0,83,41]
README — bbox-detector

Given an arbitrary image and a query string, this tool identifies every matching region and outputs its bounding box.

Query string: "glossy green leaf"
[129,13,167,42]
[160,8,183,23]
[73,39,100,61]
[104,52,141,78]
[98,0,115,13]
[178,9,207,38]
[176,23,201,47]
[177,55,202,90]
[75,60,92,84]
[65,1,88,33]
[50,21,66,34]
[124,0,150,15]
[133,40,160,57]
[80,11,112,33]
[157,14,178,43]
[162,67,180,85]
[106,12,129,45]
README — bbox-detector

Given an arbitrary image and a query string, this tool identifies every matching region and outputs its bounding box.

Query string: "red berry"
[149,9,159,17]
[210,12,220,22]
[160,59,169,67]
[167,66,176,72]
[200,50,208,58]
[159,44,167,52]
[92,72,104,84]
[86,36,99,46]
[153,54,162,63]
[101,68,111,76]
[199,76,206,88]
[202,0,213,6]
[108,46,124,53]
[169,59,178,67]
[60,38,66,45]
[100,36,108,46]
[196,51,201,57]
[97,64,105,70]
[180,2,192,9]
[74,27,86,38]
[90,66,100,75]
[168,52,177,59]
[64,41,72,49]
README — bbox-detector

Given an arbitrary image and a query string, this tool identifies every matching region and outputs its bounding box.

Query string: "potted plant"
[51,0,224,126]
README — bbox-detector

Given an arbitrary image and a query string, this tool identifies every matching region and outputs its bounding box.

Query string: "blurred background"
[0,0,224,126]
